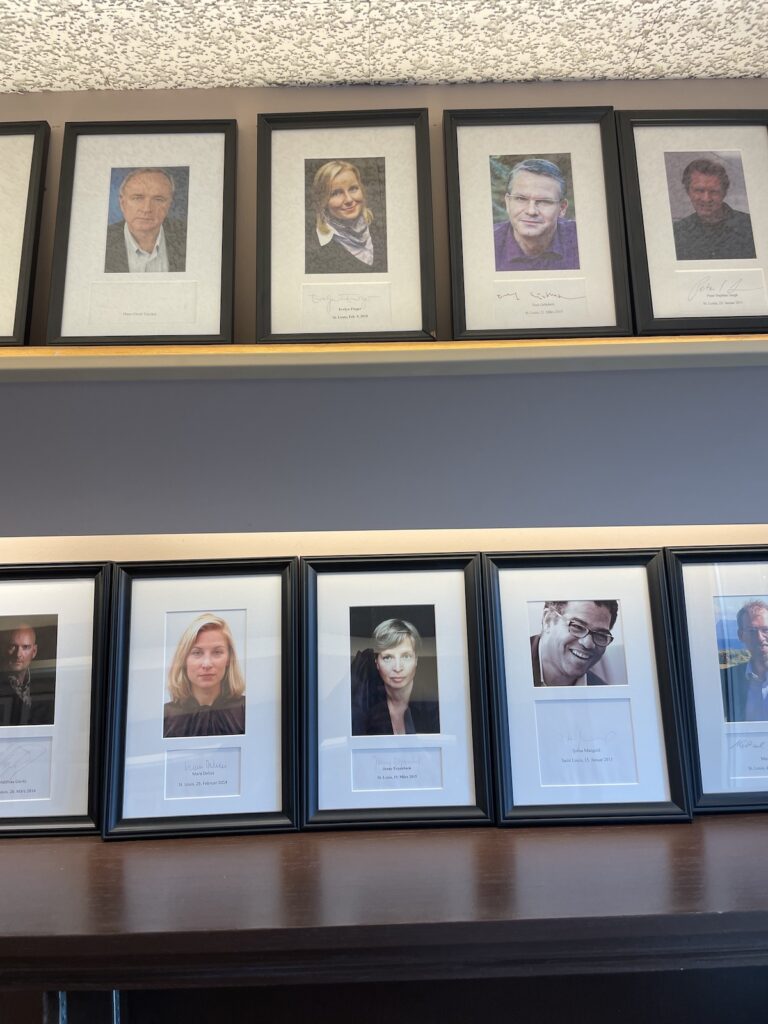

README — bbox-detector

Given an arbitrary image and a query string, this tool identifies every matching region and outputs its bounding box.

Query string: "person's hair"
[372,618,422,656]
[506,158,567,200]
[737,600,768,632]
[681,158,729,195]
[544,600,619,629]
[119,167,176,199]
[167,613,245,703]
[312,160,373,236]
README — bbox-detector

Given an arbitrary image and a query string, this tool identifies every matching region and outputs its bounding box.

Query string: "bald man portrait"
[0,624,56,726]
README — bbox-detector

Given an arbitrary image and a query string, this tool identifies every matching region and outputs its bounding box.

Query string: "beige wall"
[2,77,766,342]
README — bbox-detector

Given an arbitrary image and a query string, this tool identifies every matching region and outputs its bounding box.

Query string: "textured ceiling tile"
[0,0,765,93]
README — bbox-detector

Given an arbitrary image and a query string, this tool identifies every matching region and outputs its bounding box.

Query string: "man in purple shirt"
[494,158,580,272]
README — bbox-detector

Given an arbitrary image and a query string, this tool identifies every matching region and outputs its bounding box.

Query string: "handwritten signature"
[0,743,46,782]
[559,729,618,747]
[729,738,768,751]
[310,293,369,315]
[687,276,745,302]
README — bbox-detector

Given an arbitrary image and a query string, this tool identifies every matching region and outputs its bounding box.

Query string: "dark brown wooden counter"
[2,815,767,991]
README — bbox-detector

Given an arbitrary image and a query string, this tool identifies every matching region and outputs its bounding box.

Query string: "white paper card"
[0,737,52,800]
[727,732,768,780]
[676,268,767,316]
[90,281,198,325]
[301,283,392,332]
[493,277,588,327]
[0,134,35,337]
[351,746,442,791]
[535,699,638,786]
[165,746,241,799]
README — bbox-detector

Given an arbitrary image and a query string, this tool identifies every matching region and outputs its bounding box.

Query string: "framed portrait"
[666,546,768,812]
[443,107,631,340]
[616,110,768,334]
[484,551,690,825]
[47,120,236,345]
[103,558,298,838]
[0,122,49,346]
[256,109,436,343]
[0,563,109,835]
[302,554,493,828]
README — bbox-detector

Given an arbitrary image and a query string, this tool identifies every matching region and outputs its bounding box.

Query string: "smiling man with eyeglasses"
[720,599,768,722]
[493,157,580,272]
[531,600,618,687]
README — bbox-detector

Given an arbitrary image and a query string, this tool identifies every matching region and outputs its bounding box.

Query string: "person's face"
[119,171,173,238]
[505,170,567,245]
[375,636,418,693]
[326,169,364,222]
[539,601,612,685]
[686,171,726,224]
[6,628,37,675]
[185,628,229,700]
[739,608,768,675]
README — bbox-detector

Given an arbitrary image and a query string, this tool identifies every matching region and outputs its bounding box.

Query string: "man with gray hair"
[105,166,187,273]
[720,599,768,722]
[494,157,580,272]
[673,157,755,261]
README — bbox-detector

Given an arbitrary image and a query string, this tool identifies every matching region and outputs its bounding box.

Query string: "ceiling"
[1,0,766,93]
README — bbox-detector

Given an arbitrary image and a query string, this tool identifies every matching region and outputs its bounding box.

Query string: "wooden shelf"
[2,334,768,381]
[2,815,768,990]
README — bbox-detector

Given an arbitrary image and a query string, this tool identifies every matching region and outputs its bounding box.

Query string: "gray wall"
[1,78,767,538]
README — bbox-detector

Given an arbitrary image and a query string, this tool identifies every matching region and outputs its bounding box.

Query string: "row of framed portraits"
[3,106,768,347]
[3,546,768,839]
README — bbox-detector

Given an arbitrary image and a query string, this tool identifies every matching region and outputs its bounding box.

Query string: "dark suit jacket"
[720,660,754,722]
[305,221,387,274]
[104,218,187,273]
[530,634,608,687]
[0,668,56,726]
[361,699,440,736]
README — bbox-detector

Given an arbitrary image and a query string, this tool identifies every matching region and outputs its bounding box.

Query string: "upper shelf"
[2,334,768,381]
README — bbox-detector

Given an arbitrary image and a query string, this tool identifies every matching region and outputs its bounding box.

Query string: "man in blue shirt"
[494,158,580,272]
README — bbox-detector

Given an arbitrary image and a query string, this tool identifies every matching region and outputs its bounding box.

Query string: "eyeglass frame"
[553,610,614,647]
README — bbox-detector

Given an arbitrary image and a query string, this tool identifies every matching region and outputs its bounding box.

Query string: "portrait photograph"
[256,109,435,342]
[0,613,58,728]
[0,122,48,345]
[617,111,768,333]
[0,564,108,835]
[104,559,298,838]
[349,604,439,736]
[304,156,388,275]
[664,150,755,262]
[668,548,768,811]
[526,599,627,688]
[162,608,246,739]
[490,152,580,273]
[485,552,690,825]
[302,555,492,828]
[47,120,235,345]
[105,165,190,274]
[444,107,631,340]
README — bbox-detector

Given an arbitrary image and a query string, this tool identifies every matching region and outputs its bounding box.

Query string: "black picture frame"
[0,121,49,346]
[47,119,236,346]
[666,545,768,813]
[302,553,493,829]
[103,558,298,839]
[256,108,436,344]
[443,107,631,341]
[484,550,690,825]
[0,562,110,836]
[616,110,768,335]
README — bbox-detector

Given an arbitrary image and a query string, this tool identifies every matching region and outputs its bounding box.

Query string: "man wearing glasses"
[494,158,580,272]
[720,600,768,722]
[531,600,618,687]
